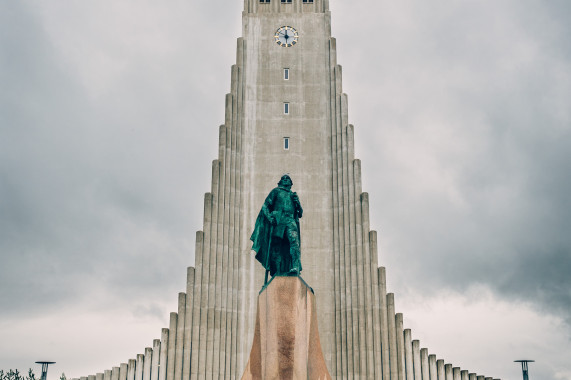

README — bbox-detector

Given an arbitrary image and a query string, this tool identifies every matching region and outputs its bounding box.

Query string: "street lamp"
[514,360,534,380]
[35,362,56,380]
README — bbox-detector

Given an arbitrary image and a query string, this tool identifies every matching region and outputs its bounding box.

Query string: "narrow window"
[284,137,290,150]
[281,0,292,3]
[303,0,314,3]
[260,0,270,3]
[284,102,289,114]
[284,68,289,80]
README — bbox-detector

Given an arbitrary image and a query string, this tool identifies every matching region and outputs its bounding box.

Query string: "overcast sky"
[1,1,570,379]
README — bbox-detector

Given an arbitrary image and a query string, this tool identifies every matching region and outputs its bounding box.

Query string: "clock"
[274,26,298,47]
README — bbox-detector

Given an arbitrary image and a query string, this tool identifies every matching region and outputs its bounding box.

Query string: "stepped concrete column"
[444,364,452,380]
[453,368,461,380]
[468,375,476,380]
[183,267,195,380]
[396,313,406,380]
[144,348,152,380]
[437,361,445,380]
[241,277,331,380]
[174,293,186,380]
[96,374,104,380]
[404,329,413,380]
[159,328,169,380]
[127,360,136,380]
[428,355,437,380]
[412,340,421,380]
[378,268,390,380]
[460,371,469,380]
[420,349,429,380]
[387,293,398,380]
[120,363,128,380]
[166,313,178,380]
[151,340,161,380]
[136,354,144,380]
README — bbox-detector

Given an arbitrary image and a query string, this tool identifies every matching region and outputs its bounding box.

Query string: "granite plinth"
[241,276,332,380]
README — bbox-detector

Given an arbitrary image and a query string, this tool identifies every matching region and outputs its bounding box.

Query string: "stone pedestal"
[241,276,332,380]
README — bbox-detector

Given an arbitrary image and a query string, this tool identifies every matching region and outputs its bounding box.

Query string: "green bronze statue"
[250,175,303,283]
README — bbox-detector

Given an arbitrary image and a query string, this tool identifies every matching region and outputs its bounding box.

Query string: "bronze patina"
[250,175,303,284]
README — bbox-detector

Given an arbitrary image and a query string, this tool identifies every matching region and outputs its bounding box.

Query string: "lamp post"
[35,362,56,380]
[514,360,534,380]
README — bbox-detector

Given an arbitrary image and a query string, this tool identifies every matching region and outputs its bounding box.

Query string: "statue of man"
[250,175,303,280]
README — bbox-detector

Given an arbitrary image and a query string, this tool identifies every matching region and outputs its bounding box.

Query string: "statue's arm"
[293,192,303,218]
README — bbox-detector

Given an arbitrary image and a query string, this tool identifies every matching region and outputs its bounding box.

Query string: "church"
[70,1,500,379]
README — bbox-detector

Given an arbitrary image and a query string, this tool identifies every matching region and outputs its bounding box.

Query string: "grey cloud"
[330,0,571,335]
[1,0,571,378]
[0,0,242,322]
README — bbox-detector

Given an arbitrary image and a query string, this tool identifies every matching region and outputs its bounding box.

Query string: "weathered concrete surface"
[241,276,331,380]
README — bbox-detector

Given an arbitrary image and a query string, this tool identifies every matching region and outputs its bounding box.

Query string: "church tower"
[71,1,501,380]
[223,0,371,376]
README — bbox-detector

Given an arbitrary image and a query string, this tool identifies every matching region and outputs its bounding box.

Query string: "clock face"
[274,26,298,48]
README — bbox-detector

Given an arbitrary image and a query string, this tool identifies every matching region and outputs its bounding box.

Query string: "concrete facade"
[71,1,501,380]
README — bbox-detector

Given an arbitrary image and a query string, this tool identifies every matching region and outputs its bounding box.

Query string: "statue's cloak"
[250,210,273,270]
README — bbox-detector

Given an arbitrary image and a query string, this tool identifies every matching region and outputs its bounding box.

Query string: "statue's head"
[278,174,293,190]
